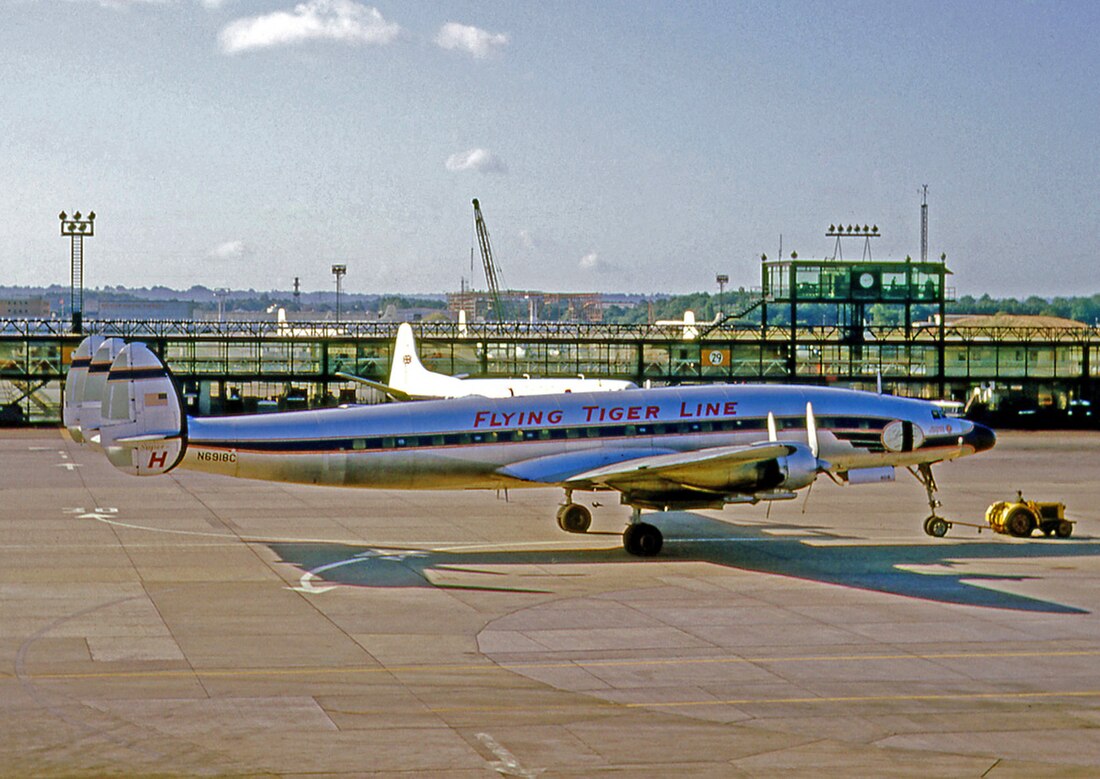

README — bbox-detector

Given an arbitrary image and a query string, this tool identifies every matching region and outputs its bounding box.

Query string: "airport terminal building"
[2,250,1097,427]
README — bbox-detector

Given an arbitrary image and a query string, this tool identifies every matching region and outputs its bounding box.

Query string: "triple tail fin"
[64,335,104,443]
[99,342,187,476]
[76,337,127,448]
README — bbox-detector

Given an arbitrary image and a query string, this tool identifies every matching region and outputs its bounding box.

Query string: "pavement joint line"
[61,513,628,550]
[424,689,1100,714]
[60,512,978,549]
[15,648,1100,682]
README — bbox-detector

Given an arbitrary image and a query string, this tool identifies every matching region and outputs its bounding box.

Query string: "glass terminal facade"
[1,311,1097,427]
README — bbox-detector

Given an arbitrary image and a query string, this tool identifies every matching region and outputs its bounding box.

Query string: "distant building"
[447,290,604,322]
[0,297,51,318]
[91,300,195,319]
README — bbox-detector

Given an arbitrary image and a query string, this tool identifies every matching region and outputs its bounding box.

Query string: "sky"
[1,0,1098,298]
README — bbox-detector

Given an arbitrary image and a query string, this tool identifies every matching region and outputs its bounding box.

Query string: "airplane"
[336,322,637,400]
[69,336,996,556]
[68,334,998,554]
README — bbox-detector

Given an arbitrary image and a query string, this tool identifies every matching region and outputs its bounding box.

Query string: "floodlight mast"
[59,210,95,334]
[331,264,347,322]
[826,223,879,261]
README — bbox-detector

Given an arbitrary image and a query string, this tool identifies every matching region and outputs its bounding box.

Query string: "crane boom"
[472,198,505,322]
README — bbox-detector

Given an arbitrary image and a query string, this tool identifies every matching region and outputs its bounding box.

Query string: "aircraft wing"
[499,441,797,494]
[564,442,795,492]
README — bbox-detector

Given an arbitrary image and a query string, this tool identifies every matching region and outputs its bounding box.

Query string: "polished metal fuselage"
[178,384,984,491]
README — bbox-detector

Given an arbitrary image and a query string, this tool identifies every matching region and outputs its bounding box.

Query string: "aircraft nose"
[963,422,996,453]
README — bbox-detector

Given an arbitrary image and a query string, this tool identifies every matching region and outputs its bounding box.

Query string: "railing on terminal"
[1,317,1098,426]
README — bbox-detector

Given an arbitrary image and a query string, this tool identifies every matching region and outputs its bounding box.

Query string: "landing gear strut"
[622,506,663,557]
[556,490,592,533]
[912,463,950,538]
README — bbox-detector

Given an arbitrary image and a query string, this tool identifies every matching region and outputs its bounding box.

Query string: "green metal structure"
[1,311,1098,426]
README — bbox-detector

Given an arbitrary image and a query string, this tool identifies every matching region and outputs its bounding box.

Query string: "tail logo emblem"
[148,450,168,469]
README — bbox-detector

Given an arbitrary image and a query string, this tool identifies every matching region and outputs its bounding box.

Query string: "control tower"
[760,225,951,389]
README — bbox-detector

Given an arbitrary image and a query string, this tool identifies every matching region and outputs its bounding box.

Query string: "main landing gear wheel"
[923,515,949,538]
[556,503,592,534]
[623,522,663,557]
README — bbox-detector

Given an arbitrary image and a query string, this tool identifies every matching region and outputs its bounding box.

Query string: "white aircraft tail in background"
[340,323,637,400]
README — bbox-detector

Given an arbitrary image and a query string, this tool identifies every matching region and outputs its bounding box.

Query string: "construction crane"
[472,198,505,322]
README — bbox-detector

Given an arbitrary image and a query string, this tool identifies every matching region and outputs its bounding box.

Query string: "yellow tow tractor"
[985,491,1074,538]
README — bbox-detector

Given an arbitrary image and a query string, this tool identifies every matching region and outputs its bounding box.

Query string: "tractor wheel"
[1005,506,1035,538]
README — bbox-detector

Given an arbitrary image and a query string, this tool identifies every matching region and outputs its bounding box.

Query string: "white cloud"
[435,22,508,59]
[65,0,229,9]
[579,252,600,270]
[445,148,507,174]
[219,0,401,55]
[208,240,251,260]
[65,0,170,8]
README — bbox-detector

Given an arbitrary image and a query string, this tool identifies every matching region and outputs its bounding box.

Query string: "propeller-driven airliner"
[64,336,995,556]
[337,322,636,400]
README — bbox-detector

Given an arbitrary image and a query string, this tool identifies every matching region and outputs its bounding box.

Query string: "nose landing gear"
[912,463,951,537]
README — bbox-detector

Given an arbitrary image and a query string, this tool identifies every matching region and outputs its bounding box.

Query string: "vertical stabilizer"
[387,323,461,397]
[78,338,127,448]
[99,342,187,476]
[64,335,104,442]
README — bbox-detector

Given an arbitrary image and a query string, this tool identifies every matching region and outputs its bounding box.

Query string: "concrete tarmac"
[3,428,1100,777]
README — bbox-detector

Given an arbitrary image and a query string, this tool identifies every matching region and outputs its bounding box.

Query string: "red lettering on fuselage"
[581,404,662,424]
[471,400,730,430]
[679,400,738,419]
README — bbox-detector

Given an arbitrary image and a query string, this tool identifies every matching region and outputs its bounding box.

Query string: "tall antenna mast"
[920,184,929,263]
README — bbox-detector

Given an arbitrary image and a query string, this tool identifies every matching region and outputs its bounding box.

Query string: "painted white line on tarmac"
[476,732,542,778]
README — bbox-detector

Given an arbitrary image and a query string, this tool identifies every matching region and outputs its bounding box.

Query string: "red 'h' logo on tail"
[147,450,168,470]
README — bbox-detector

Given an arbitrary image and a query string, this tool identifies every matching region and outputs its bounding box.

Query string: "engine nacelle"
[769,444,819,491]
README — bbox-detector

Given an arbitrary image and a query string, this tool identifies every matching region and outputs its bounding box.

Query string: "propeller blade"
[767,412,778,442]
[806,402,819,460]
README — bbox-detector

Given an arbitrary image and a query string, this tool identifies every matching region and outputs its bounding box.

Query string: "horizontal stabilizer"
[112,431,186,444]
[335,372,412,402]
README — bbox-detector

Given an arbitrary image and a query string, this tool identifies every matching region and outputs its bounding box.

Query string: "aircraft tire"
[1006,507,1035,538]
[623,522,663,557]
[557,504,592,534]
[923,515,949,538]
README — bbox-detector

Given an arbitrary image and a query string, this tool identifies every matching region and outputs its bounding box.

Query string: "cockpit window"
[931,408,945,419]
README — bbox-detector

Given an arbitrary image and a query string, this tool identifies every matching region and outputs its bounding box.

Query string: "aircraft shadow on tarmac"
[268,514,1099,614]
